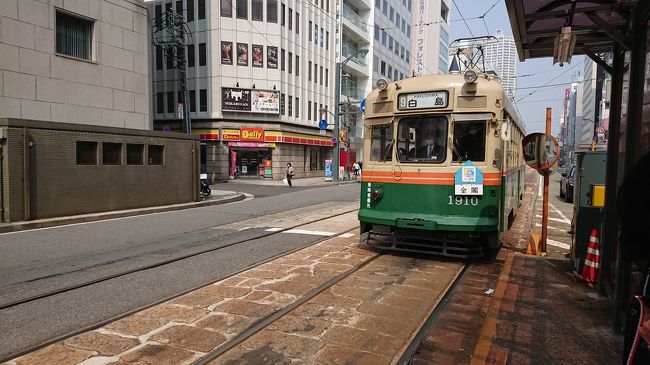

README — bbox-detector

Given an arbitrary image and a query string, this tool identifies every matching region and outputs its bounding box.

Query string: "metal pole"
[541,107,552,255]
[333,63,341,182]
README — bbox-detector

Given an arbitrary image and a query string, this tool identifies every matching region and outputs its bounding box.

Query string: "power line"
[516,60,585,102]
[451,0,476,38]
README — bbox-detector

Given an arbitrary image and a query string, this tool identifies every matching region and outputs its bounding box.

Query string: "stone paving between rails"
[5,211,462,365]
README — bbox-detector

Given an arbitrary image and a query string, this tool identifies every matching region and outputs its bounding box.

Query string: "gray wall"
[1,119,198,222]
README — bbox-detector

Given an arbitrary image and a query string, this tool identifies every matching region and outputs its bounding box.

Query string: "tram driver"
[454,122,485,162]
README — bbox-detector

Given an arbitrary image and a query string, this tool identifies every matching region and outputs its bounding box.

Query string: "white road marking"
[547,239,570,250]
[549,203,571,224]
[538,175,543,197]
[265,227,283,232]
[535,215,571,224]
[338,233,354,238]
[535,223,567,231]
[238,227,251,231]
[284,229,335,236]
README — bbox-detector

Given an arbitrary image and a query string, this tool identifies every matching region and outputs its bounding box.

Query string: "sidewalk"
[224,175,360,187]
[410,169,623,365]
[0,190,246,234]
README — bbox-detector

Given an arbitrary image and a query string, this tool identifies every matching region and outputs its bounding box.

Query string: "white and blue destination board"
[454,161,484,196]
[397,91,448,110]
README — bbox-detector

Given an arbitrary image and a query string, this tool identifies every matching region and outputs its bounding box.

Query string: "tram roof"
[504,0,637,61]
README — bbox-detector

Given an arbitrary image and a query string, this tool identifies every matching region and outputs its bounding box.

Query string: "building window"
[326,0,329,12]
[296,55,300,76]
[127,144,144,165]
[267,0,278,22]
[325,68,328,87]
[314,23,318,45]
[288,8,292,30]
[200,89,207,112]
[308,61,312,81]
[198,0,205,19]
[296,12,299,34]
[288,52,293,74]
[308,100,311,120]
[281,3,285,26]
[314,103,318,121]
[288,95,293,117]
[166,49,173,69]
[221,0,232,17]
[382,30,387,45]
[319,66,323,85]
[187,44,195,67]
[388,65,393,79]
[236,0,247,19]
[189,90,196,112]
[156,92,164,113]
[56,11,93,61]
[103,143,122,165]
[281,48,285,71]
[155,47,163,70]
[148,145,164,165]
[295,97,300,117]
[320,27,323,47]
[252,0,263,21]
[309,21,312,41]
[381,60,386,75]
[199,43,206,66]
[155,4,162,21]
[374,26,379,40]
[187,0,194,21]
[280,93,285,115]
[167,91,174,113]
[314,63,317,83]
[376,0,380,8]
[76,141,97,165]
[326,31,329,49]
[441,2,449,22]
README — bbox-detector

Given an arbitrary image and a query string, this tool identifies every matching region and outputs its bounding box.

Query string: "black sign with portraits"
[221,41,233,65]
[222,88,252,111]
[267,46,278,69]
[252,44,263,67]
[237,43,248,66]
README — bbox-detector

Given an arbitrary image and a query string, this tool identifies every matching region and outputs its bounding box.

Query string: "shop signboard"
[251,90,280,114]
[264,159,273,177]
[324,159,332,181]
[227,142,276,148]
[241,127,264,142]
[222,88,251,111]
[221,129,241,141]
[222,88,279,114]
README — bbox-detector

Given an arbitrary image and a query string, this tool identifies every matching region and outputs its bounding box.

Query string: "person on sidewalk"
[353,161,360,177]
[285,163,294,187]
[621,152,650,365]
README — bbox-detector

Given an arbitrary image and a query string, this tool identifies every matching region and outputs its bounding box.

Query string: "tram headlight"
[376,77,389,91]
[464,70,478,84]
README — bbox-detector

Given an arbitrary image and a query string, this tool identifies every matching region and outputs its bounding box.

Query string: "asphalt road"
[0,183,360,361]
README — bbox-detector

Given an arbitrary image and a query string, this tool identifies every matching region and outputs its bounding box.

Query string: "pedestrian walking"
[353,161,360,176]
[285,162,294,187]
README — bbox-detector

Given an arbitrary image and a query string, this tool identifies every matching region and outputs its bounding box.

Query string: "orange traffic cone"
[580,229,601,287]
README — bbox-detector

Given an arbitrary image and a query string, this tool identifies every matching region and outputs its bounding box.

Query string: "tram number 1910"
[448,195,480,206]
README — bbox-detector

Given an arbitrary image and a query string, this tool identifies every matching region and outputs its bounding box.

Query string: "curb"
[0,193,246,234]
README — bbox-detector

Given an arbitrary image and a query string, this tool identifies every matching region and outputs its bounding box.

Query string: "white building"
[149,0,337,180]
[410,0,450,76]
[371,0,413,82]
[0,0,151,128]
[482,29,517,100]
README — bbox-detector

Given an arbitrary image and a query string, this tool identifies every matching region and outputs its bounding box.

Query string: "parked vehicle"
[200,173,211,197]
[559,165,575,202]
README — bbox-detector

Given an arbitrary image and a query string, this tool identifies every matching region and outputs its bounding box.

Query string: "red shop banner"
[241,128,264,142]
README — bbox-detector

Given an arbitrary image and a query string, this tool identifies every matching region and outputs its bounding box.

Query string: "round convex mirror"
[522,133,560,174]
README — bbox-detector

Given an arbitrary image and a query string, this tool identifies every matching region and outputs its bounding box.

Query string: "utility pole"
[152,11,193,133]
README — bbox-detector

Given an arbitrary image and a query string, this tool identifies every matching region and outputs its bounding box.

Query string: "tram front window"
[453,121,486,162]
[397,116,447,163]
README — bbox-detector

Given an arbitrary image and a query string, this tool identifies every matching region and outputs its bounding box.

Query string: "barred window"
[56,11,93,61]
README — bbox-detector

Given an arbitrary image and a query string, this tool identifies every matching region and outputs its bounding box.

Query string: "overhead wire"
[451,0,476,38]
[516,59,585,102]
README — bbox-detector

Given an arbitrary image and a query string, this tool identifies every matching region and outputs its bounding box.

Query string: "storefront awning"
[505,0,637,61]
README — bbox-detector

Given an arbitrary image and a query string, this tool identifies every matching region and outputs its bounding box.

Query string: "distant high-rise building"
[482,29,517,100]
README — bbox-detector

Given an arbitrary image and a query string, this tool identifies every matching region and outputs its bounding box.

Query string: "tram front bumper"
[359,210,498,232]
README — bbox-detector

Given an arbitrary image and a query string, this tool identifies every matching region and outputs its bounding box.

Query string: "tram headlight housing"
[464,70,478,84]
[376,77,389,91]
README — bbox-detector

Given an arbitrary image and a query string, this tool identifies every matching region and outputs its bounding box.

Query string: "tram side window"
[453,121,485,162]
[397,116,447,163]
[370,124,394,161]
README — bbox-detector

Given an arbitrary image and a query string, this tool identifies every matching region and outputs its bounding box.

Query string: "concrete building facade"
[150,0,337,180]
[0,0,151,128]
[409,0,450,76]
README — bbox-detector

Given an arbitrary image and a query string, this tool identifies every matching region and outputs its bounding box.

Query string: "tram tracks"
[0,205,358,311]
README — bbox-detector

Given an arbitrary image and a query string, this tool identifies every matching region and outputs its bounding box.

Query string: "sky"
[448,0,583,135]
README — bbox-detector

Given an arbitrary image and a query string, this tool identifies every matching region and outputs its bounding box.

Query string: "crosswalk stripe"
[535,215,571,224]
[547,239,570,250]
[548,203,571,224]
[338,233,354,238]
[265,227,283,232]
[284,229,335,236]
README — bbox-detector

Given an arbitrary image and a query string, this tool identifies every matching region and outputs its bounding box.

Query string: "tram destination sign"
[397,91,448,110]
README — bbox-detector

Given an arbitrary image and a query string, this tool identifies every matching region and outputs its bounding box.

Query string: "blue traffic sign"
[360,98,366,113]
[319,119,328,130]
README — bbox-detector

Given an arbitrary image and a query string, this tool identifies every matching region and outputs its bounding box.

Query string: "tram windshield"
[452,121,486,162]
[369,124,394,162]
[396,116,448,163]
